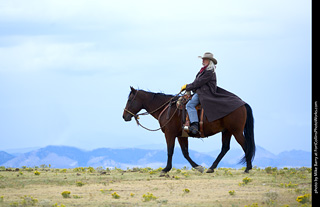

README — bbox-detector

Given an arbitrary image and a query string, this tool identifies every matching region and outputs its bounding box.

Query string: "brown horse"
[123,87,255,173]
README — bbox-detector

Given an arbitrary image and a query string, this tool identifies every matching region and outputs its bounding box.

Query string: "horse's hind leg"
[177,137,203,173]
[234,131,252,173]
[207,130,231,173]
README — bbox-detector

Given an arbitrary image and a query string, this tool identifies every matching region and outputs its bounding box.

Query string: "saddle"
[176,93,205,138]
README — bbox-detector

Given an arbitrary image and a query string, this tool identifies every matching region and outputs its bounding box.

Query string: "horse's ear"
[130,86,136,94]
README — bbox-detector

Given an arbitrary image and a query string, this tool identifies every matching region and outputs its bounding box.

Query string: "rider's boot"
[189,122,199,134]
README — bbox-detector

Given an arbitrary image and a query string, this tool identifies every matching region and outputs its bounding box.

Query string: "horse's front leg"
[177,137,204,173]
[161,134,176,173]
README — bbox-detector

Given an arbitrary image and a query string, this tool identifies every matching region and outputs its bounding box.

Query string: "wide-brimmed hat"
[198,52,217,65]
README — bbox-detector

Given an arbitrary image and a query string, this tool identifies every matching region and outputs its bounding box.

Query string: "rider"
[181,52,217,134]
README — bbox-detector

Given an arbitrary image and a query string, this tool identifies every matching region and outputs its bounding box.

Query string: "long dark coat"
[186,69,246,122]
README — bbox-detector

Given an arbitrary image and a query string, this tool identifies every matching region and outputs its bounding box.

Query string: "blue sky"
[0,0,311,154]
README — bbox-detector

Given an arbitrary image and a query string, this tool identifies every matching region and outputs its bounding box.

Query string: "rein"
[124,90,183,131]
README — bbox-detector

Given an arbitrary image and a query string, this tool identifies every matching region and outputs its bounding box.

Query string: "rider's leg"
[186,93,200,134]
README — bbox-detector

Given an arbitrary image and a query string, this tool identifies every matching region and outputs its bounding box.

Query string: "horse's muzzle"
[123,113,133,122]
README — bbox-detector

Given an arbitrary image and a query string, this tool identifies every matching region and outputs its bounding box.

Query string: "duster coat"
[185,69,246,122]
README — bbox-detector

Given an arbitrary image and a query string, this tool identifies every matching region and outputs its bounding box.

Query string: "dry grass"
[0,167,312,206]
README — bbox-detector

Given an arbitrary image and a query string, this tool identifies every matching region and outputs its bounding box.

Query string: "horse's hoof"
[244,166,252,173]
[159,171,170,178]
[244,169,250,174]
[206,168,214,173]
[159,172,166,177]
[195,165,204,173]
[160,171,167,176]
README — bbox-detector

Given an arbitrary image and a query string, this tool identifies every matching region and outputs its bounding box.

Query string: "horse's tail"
[240,103,256,164]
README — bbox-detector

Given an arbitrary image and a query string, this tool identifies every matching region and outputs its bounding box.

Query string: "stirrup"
[189,122,199,134]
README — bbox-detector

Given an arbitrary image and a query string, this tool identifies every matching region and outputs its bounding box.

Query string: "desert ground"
[0,166,312,206]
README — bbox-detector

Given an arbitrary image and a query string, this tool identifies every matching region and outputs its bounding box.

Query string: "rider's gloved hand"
[181,84,187,92]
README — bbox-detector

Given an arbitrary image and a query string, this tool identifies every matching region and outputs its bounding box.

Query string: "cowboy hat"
[198,52,217,65]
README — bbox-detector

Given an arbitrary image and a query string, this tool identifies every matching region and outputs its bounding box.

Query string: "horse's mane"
[151,91,174,99]
[128,88,174,99]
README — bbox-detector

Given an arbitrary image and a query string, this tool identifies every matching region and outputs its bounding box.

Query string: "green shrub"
[76,181,85,187]
[244,203,260,207]
[183,188,190,193]
[53,203,66,207]
[265,167,277,174]
[142,192,157,202]
[228,190,235,196]
[279,181,298,188]
[20,196,38,206]
[61,191,71,198]
[224,169,233,176]
[60,169,67,173]
[296,194,310,204]
[111,192,120,199]
[9,201,19,207]
[87,167,95,173]
[239,177,252,186]
[10,196,38,206]
[148,167,165,174]
[242,177,252,184]
[73,167,86,172]
[73,195,82,199]
[182,172,190,177]
[100,189,113,194]
[26,168,33,172]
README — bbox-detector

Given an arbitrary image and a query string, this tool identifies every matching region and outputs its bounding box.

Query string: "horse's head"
[123,87,144,121]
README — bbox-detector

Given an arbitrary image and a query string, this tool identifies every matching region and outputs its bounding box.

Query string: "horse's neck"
[143,93,172,120]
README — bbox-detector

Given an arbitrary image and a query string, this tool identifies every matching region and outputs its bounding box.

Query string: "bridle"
[124,90,183,131]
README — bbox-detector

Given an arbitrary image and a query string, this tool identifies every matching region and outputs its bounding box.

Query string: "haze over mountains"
[0,145,311,169]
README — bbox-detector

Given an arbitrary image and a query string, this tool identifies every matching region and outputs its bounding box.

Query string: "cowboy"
[181,52,217,134]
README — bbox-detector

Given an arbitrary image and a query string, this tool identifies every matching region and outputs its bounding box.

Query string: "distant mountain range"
[0,145,311,169]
